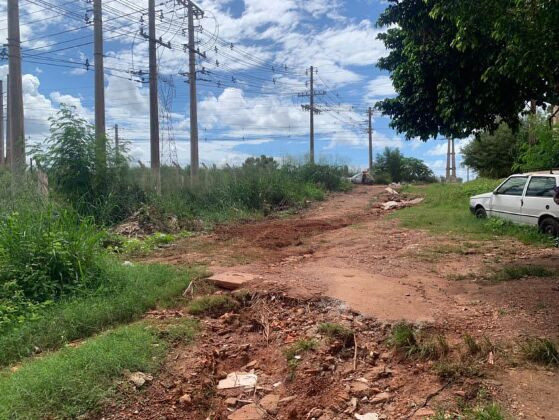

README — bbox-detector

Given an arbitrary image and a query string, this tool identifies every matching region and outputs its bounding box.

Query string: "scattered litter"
[355,413,379,420]
[384,187,399,196]
[127,371,153,388]
[217,372,258,390]
[122,261,134,266]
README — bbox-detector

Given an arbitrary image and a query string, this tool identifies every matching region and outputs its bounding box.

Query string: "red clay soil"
[114,185,559,419]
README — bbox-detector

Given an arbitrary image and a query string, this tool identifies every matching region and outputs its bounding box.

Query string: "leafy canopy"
[375,0,557,140]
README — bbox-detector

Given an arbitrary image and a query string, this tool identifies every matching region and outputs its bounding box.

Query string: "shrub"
[0,206,104,328]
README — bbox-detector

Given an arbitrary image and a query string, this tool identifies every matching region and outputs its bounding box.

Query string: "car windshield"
[496,177,528,196]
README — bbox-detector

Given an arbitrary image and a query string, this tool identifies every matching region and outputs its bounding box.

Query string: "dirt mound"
[216,218,351,249]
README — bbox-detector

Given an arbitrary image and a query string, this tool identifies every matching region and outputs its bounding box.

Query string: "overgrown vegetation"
[395,179,555,246]
[0,324,166,419]
[521,338,559,365]
[0,263,194,367]
[432,402,505,420]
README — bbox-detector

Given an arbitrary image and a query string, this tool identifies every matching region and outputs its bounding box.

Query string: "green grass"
[487,264,554,282]
[0,324,166,419]
[521,338,559,365]
[433,360,482,380]
[318,322,354,346]
[285,338,318,364]
[0,261,196,367]
[186,295,239,317]
[387,322,449,360]
[394,179,555,246]
[157,318,200,343]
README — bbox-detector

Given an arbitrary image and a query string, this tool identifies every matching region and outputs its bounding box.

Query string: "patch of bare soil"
[110,185,559,418]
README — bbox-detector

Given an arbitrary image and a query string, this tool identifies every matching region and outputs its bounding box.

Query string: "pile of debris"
[102,290,468,420]
[373,187,424,211]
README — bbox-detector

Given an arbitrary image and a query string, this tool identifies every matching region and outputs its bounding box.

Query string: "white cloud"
[365,75,395,101]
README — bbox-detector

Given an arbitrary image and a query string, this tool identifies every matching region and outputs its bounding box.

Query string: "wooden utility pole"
[368,107,373,174]
[0,80,4,165]
[187,0,199,178]
[7,0,25,172]
[148,0,161,192]
[93,0,106,172]
[298,66,325,165]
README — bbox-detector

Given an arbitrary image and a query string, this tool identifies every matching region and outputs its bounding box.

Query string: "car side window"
[526,177,557,197]
[496,177,528,196]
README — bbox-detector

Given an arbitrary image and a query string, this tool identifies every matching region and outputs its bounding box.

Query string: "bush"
[0,206,104,328]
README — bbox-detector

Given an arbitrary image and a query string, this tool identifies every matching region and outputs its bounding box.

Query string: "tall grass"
[0,262,195,367]
[395,179,555,246]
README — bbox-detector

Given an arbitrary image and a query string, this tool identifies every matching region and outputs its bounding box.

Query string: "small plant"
[284,338,317,379]
[186,295,239,317]
[487,264,553,282]
[159,318,199,343]
[318,323,354,347]
[433,360,481,380]
[521,338,559,365]
[388,322,448,360]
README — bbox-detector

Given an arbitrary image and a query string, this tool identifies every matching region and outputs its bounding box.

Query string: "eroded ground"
[104,186,559,419]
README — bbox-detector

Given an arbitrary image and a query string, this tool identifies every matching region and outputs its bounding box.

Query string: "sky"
[0,0,471,178]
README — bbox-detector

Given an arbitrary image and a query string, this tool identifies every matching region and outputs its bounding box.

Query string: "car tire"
[539,217,559,237]
[475,206,487,219]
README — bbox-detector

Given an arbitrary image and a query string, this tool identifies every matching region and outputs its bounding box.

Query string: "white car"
[469,172,559,236]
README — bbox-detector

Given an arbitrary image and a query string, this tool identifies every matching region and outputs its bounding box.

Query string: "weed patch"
[521,338,559,365]
[0,324,166,419]
[158,318,199,343]
[388,322,449,360]
[433,360,482,380]
[318,323,354,346]
[187,295,239,317]
[487,265,554,283]
[285,338,318,374]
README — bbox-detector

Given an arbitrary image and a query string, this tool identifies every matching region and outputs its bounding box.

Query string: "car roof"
[510,171,559,177]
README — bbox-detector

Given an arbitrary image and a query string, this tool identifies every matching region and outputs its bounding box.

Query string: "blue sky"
[0,0,469,178]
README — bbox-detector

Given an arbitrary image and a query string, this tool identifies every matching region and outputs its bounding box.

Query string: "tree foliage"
[374,147,436,183]
[376,0,558,140]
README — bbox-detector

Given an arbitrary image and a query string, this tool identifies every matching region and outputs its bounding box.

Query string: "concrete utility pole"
[7,0,25,172]
[451,138,457,180]
[445,138,451,181]
[93,0,106,171]
[298,66,325,164]
[0,80,4,165]
[187,0,199,178]
[6,74,11,166]
[148,0,161,192]
[368,107,373,174]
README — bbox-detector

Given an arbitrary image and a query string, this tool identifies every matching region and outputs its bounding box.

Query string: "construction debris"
[217,372,258,390]
[355,413,380,420]
[208,272,259,290]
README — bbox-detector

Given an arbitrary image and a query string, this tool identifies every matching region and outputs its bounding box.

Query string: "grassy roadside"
[0,261,199,367]
[394,179,555,246]
[0,324,167,419]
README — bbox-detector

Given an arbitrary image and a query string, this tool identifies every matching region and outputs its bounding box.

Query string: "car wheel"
[539,217,559,237]
[475,206,487,219]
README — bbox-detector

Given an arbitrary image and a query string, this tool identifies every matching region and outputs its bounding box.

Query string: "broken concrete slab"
[217,372,258,390]
[355,413,379,420]
[208,272,259,290]
[228,403,266,420]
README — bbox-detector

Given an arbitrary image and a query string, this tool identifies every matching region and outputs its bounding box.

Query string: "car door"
[490,176,528,222]
[521,176,558,225]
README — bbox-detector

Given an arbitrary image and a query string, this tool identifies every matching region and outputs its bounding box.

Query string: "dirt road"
[116,185,559,419]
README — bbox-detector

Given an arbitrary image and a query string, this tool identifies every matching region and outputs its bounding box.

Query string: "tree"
[374,147,435,183]
[242,155,278,170]
[462,123,521,178]
[375,0,557,140]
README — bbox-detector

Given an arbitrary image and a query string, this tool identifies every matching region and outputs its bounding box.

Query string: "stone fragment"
[208,272,258,290]
[371,392,392,404]
[259,394,280,415]
[227,403,265,420]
